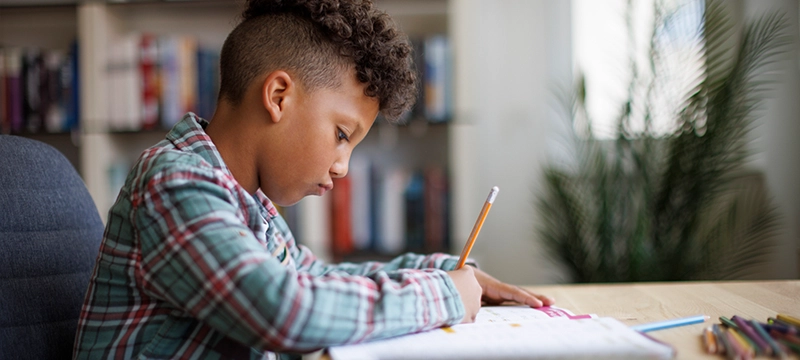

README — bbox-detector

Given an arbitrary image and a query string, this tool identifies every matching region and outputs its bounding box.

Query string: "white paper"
[328,307,673,360]
[474,305,597,323]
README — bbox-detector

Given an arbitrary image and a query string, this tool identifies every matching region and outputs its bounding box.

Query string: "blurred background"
[1,0,797,284]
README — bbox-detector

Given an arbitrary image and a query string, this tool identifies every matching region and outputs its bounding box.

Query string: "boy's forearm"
[136,181,464,352]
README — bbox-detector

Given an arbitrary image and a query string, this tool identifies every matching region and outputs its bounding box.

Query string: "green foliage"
[538,0,787,282]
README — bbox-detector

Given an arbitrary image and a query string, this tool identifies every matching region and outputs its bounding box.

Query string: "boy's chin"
[269,193,304,207]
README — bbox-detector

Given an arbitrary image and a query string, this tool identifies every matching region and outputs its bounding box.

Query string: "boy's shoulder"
[126,139,228,192]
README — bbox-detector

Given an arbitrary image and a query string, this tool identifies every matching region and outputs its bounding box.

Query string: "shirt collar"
[165,113,278,218]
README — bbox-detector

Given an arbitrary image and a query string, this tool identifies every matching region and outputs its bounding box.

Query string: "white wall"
[450,0,572,284]
[450,0,800,284]
[742,0,800,279]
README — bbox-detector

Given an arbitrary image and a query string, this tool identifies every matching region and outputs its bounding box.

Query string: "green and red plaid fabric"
[73,113,465,360]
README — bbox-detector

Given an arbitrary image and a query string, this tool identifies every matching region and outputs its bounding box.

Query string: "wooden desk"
[528,280,800,359]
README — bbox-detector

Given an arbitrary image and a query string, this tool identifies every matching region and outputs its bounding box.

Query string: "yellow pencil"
[729,328,756,359]
[456,186,499,269]
[777,314,800,328]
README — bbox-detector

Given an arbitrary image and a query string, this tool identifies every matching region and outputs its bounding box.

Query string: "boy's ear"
[261,71,294,123]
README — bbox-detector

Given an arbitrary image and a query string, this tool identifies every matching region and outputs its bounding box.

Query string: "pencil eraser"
[487,186,499,203]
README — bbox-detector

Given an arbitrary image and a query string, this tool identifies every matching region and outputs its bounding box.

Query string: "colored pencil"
[631,314,709,332]
[703,326,718,354]
[720,316,739,330]
[715,324,742,359]
[765,322,798,335]
[777,314,800,328]
[732,316,770,356]
[749,319,786,359]
[776,337,800,355]
[727,328,753,360]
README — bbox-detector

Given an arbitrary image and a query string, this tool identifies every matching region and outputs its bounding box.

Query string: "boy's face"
[258,70,379,206]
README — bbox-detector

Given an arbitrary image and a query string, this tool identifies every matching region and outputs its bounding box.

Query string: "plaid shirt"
[73,113,466,360]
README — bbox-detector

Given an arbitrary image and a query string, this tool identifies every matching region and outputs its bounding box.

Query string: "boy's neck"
[206,100,260,195]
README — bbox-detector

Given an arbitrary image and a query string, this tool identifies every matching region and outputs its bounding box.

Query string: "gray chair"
[0,135,104,359]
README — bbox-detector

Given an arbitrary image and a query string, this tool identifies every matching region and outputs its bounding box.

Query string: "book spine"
[140,34,159,130]
[6,48,24,134]
[369,163,383,251]
[159,36,181,128]
[424,35,450,123]
[22,49,44,134]
[422,167,444,252]
[64,41,79,132]
[0,48,6,134]
[122,34,143,131]
[379,168,408,254]
[330,176,354,256]
[179,37,198,116]
[196,47,220,120]
[44,51,65,133]
[404,172,425,252]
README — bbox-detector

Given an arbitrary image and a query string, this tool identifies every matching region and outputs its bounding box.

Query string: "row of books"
[329,159,451,257]
[0,44,80,135]
[403,35,453,123]
[106,33,219,132]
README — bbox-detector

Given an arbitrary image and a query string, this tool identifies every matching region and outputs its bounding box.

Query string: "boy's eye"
[337,129,350,142]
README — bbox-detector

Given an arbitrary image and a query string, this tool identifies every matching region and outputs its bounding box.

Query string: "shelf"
[0,0,237,6]
[0,0,76,7]
[0,5,77,52]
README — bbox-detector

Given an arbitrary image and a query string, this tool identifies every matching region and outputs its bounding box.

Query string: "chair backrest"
[0,135,104,359]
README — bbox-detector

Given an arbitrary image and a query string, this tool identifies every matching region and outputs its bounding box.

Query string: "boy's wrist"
[440,254,479,271]
[438,269,467,325]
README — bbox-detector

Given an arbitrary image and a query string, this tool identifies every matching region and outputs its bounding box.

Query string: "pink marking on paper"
[535,306,596,320]
[535,306,570,318]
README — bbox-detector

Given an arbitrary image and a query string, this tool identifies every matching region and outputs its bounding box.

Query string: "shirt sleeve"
[133,163,465,353]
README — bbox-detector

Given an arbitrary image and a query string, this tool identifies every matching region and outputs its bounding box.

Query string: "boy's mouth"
[317,183,334,196]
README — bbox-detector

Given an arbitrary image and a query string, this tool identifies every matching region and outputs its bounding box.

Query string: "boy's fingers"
[524,289,555,306]
[496,284,543,308]
[507,287,556,308]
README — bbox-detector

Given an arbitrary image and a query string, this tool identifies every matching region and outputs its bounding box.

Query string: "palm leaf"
[537,0,785,282]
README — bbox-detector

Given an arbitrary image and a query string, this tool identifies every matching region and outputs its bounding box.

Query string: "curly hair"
[218,0,417,121]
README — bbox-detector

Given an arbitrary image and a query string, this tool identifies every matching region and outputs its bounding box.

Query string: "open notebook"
[328,306,675,360]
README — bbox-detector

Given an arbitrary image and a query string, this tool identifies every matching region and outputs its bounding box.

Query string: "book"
[423,166,448,252]
[404,172,425,252]
[22,49,44,134]
[5,48,24,134]
[139,34,160,130]
[1,45,79,135]
[423,35,451,123]
[63,41,80,133]
[107,33,142,131]
[328,306,675,360]
[0,48,6,134]
[195,47,220,120]
[330,176,354,256]
[377,167,409,254]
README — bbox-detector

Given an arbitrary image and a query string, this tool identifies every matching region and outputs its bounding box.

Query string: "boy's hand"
[446,266,482,323]
[473,267,555,308]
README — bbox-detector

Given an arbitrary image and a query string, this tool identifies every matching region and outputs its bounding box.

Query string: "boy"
[73,0,553,359]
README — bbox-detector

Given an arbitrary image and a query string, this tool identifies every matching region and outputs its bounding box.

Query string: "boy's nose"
[330,159,348,178]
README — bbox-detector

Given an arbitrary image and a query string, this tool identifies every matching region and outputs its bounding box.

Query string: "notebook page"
[475,305,597,323]
[328,317,674,360]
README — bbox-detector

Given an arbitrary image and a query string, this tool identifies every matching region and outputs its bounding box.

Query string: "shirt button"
[239,231,247,236]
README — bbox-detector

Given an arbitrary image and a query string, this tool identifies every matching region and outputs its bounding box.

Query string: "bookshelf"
[1,0,462,262]
[0,4,80,169]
